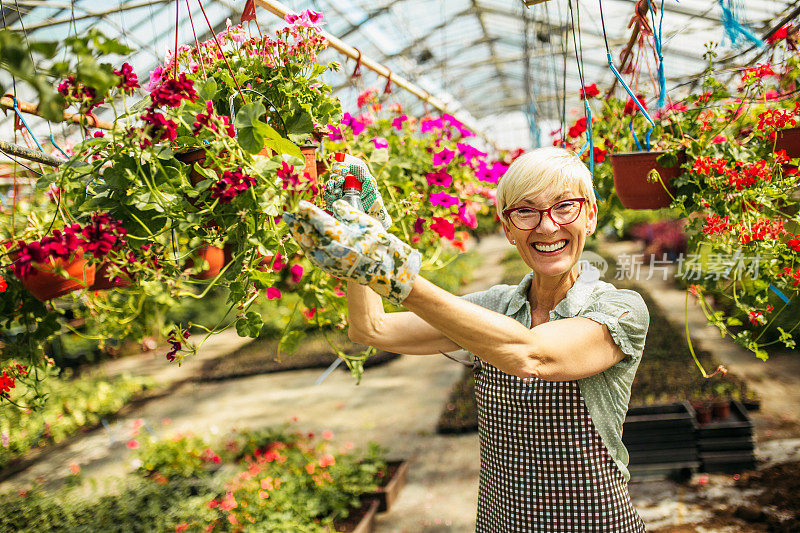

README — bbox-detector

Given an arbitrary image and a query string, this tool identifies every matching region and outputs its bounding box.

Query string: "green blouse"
[461,261,650,481]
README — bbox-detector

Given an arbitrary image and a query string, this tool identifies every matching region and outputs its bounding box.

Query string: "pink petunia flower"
[372,136,389,149]
[429,191,459,208]
[413,218,426,234]
[430,217,455,239]
[392,114,408,131]
[432,148,455,167]
[426,170,453,187]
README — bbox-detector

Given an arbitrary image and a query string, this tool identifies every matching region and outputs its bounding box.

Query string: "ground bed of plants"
[0,425,394,532]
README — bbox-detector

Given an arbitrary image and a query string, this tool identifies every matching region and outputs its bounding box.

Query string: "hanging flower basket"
[21,252,96,301]
[775,127,800,160]
[89,262,131,290]
[611,149,686,209]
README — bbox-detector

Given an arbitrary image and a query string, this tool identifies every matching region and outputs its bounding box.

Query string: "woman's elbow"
[509,354,544,380]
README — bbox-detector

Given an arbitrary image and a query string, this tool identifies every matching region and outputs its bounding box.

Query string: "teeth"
[533,239,567,252]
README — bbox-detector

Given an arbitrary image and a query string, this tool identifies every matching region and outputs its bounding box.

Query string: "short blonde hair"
[495,147,596,221]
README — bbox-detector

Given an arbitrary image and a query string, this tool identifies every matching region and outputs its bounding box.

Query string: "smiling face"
[502,190,597,279]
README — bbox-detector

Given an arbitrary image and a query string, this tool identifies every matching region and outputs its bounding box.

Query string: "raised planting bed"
[198,331,400,382]
[334,499,380,533]
[363,460,410,512]
[623,402,699,480]
[696,400,756,474]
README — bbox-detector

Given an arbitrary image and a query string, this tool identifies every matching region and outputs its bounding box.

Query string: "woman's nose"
[535,212,560,233]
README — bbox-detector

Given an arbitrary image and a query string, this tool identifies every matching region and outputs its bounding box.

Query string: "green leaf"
[369,148,389,165]
[285,109,313,136]
[262,122,302,159]
[234,101,268,154]
[196,79,218,101]
[235,312,264,338]
[278,329,304,355]
[656,151,679,168]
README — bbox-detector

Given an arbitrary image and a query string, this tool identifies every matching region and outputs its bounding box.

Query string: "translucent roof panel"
[1,0,797,150]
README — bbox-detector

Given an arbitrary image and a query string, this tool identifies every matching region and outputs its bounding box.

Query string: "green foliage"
[0,371,153,469]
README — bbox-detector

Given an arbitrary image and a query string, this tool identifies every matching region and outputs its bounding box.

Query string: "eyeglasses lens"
[511,200,582,230]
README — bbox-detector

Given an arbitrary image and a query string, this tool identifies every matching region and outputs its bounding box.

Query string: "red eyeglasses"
[502,198,588,231]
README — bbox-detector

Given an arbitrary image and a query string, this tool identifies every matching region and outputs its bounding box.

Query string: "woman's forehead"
[515,190,579,207]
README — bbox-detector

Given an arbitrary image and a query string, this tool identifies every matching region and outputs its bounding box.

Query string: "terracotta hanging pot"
[610,149,686,209]
[299,143,319,182]
[775,127,800,160]
[21,251,96,301]
[188,245,226,280]
[89,262,131,290]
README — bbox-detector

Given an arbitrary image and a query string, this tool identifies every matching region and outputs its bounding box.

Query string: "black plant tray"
[628,448,700,464]
[624,402,697,432]
[696,436,754,453]
[699,451,756,474]
[695,401,753,439]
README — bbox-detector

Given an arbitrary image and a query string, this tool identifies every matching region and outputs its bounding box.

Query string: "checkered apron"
[474,359,646,532]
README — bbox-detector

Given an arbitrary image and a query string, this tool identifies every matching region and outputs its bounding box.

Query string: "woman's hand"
[282,199,419,305]
[323,154,393,229]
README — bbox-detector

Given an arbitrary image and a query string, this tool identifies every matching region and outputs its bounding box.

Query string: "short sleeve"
[580,288,650,360]
[459,285,514,314]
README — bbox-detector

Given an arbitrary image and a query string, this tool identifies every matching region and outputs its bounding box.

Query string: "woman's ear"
[501,221,515,245]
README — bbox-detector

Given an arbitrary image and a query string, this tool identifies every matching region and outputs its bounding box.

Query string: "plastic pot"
[299,144,319,182]
[189,245,226,280]
[775,127,800,160]
[611,149,686,209]
[21,252,95,301]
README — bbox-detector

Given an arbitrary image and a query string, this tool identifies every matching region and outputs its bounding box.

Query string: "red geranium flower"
[580,83,600,99]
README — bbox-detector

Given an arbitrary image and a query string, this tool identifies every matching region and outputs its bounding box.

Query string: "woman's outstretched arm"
[346,280,461,355]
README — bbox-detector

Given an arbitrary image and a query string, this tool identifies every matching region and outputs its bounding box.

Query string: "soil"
[333,499,377,533]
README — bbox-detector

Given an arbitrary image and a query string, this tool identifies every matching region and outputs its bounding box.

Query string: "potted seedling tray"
[623,402,699,480]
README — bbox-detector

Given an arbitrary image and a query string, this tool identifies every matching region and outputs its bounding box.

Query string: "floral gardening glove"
[323,154,393,230]
[282,199,420,306]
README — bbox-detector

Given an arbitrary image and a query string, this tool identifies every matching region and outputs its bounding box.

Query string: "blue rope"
[49,134,69,159]
[648,0,667,109]
[607,52,654,151]
[9,96,45,152]
[769,284,790,305]
[718,0,764,48]
[629,119,643,151]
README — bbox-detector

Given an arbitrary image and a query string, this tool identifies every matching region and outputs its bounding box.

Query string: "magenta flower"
[145,66,165,92]
[341,112,366,136]
[290,264,304,283]
[210,168,256,202]
[392,114,408,131]
[149,73,197,108]
[429,191,459,208]
[141,109,178,144]
[421,117,444,133]
[372,136,389,149]
[266,287,282,300]
[113,63,139,92]
[277,161,300,190]
[457,143,488,166]
[432,148,455,167]
[413,217,426,234]
[426,170,453,187]
[326,124,343,141]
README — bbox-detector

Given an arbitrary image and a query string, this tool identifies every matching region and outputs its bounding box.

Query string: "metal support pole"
[0,139,64,167]
[0,96,116,131]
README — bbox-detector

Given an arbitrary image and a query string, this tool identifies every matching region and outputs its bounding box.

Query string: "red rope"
[383,69,393,94]
[173,0,180,79]
[351,48,362,79]
[196,0,247,104]
[185,0,206,80]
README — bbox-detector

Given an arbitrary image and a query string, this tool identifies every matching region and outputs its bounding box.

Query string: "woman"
[283,147,649,532]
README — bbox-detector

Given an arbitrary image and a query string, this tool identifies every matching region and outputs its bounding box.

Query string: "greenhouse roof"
[1,0,798,149]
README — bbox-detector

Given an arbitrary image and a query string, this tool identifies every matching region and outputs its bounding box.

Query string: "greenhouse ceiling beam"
[8,0,172,32]
[472,0,514,103]
[252,0,496,146]
[336,1,397,41]
[378,8,475,62]
[610,0,773,23]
